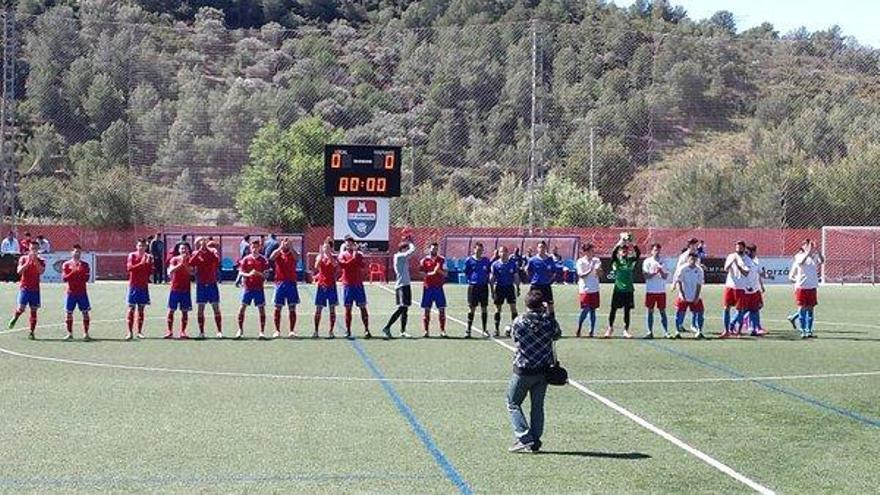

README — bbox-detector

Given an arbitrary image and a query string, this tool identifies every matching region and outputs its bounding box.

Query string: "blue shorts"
[315,286,339,307]
[196,283,220,304]
[343,284,367,307]
[241,289,266,307]
[168,291,192,311]
[273,281,300,306]
[421,286,447,309]
[18,289,40,309]
[127,287,151,306]
[65,294,91,312]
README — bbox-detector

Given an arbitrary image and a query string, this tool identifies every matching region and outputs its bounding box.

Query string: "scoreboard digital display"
[324,144,402,197]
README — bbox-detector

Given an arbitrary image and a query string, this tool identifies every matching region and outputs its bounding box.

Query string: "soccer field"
[0,281,878,494]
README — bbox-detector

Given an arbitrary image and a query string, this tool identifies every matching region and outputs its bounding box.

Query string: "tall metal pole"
[588,126,595,193]
[0,7,17,224]
[527,19,537,234]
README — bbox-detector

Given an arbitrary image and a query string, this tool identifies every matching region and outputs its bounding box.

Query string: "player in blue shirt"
[526,241,559,315]
[464,242,492,338]
[490,245,519,337]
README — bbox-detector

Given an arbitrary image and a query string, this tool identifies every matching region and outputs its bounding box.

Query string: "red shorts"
[579,292,600,309]
[722,287,743,307]
[738,292,762,311]
[645,293,667,310]
[675,297,704,313]
[795,288,818,307]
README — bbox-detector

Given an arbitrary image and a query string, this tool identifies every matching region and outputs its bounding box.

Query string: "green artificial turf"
[1,281,878,493]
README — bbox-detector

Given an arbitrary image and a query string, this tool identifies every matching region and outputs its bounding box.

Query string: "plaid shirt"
[512,310,561,374]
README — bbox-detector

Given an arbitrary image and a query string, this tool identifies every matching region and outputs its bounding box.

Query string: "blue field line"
[348,338,474,494]
[0,472,439,489]
[301,286,473,494]
[644,341,880,429]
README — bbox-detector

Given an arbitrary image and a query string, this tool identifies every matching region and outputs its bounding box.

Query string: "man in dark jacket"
[507,289,561,453]
[149,233,165,283]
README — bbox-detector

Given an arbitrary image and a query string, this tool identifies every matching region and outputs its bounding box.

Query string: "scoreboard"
[323,144,402,197]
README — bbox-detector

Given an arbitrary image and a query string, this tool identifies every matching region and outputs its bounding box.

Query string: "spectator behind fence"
[1,231,19,254]
[20,232,33,253]
[36,235,52,254]
[149,233,166,283]
[174,235,192,257]
[506,289,561,454]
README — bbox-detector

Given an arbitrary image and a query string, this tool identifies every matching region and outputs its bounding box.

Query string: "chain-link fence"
[2,5,880,277]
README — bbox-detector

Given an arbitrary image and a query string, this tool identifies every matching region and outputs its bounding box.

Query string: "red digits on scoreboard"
[331,152,342,169]
[377,178,387,192]
[384,155,394,170]
[339,177,349,192]
[366,177,376,192]
[350,177,360,192]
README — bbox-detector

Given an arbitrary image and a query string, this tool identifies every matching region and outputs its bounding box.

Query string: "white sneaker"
[234,329,243,339]
[216,331,224,339]
[258,332,266,339]
[400,332,412,339]
[287,331,296,339]
[272,330,281,339]
[136,332,145,339]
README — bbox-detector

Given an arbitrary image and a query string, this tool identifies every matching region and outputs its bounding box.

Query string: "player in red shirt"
[237,238,269,339]
[419,242,448,338]
[125,239,153,340]
[338,235,370,338]
[269,237,300,338]
[313,238,338,338]
[61,244,91,341]
[166,243,193,339]
[190,237,222,339]
[8,242,45,339]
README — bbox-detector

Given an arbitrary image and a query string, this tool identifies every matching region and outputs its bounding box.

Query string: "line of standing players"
[7,233,824,341]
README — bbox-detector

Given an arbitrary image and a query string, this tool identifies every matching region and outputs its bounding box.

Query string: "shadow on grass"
[536,450,651,460]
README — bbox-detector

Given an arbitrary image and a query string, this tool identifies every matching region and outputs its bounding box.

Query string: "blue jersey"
[491,259,518,287]
[464,256,491,285]
[527,255,558,285]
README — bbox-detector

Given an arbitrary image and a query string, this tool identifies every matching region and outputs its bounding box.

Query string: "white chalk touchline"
[375,285,776,495]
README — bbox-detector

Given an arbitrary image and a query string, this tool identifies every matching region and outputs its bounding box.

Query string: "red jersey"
[62,260,89,295]
[18,255,44,291]
[190,248,220,284]
[127,252,152,289]
[273,250,298,283]
[420,256,446,288]
[338,251,364,286]
[168,255,192,292]
[240,254,269,291]
[314,255,337,288]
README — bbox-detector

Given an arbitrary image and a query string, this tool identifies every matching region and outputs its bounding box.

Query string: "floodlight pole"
[527,19,537,235]
[0,7,16,224]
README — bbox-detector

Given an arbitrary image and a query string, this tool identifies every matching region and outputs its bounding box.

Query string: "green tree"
[236,116,342,230]
[540,173,615,227]
[391,182,470,227]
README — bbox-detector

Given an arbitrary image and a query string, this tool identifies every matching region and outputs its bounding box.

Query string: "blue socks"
[577,308,597,335]
[646,311,654,334]
[659,312,668,334]
[805,308,814,333]
[723,308,731,331]
[749,310,761,333]
[675,311,686,331]
[798,307,809,334]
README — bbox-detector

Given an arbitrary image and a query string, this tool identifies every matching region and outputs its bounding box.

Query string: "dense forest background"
[5,0,880,229]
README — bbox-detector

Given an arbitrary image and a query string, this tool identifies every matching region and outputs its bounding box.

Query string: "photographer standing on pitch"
[507,289,561,454]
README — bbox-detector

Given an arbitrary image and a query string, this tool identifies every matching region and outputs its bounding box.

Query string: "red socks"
[314,311,321,333]
[258,310,266,332]
[127,308,135,333]
[344,307,353,332]
[66,314,73,334]
[237,308,245,330]
[181,312,188,333]
[360,308,369,333]
[83,316,90,335]
[137,308,145,333]
[423,314,430,333]
[214,313,222,332]
[439,311,447,332]
[329,311,336,332]
[289,310,296,333]
[166,311,174,333]
[197,314,205,333]
[274,307,282,332]
[29,309,37,332]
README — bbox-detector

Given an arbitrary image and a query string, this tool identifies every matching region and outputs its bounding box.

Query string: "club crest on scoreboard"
[346,199,378,237]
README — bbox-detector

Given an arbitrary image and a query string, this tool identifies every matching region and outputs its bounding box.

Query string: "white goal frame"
[821,226,880,285]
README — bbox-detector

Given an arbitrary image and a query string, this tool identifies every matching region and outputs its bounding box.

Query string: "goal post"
[821,226,880,284]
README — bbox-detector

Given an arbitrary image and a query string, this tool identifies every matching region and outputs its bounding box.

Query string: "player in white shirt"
[734,244,766,336]
[642,243,670,339]
[720,241,750,338]
[787,239,823,338]
[676,238,700,269]
[575,243,602,337]
[673,253,705,339]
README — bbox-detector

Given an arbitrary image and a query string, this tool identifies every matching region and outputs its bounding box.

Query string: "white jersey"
[642,256,667,294]
[674,264,705,302]
[744,256,762,294]
[724,253,748,289]
[576,256,601,294]
[676,250,693,268]
[791,252,821,289]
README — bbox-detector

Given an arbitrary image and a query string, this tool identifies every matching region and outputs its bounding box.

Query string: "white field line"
[377,284,776,495]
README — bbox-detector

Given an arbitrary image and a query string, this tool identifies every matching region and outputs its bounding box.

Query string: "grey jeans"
[507,372,548,444]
